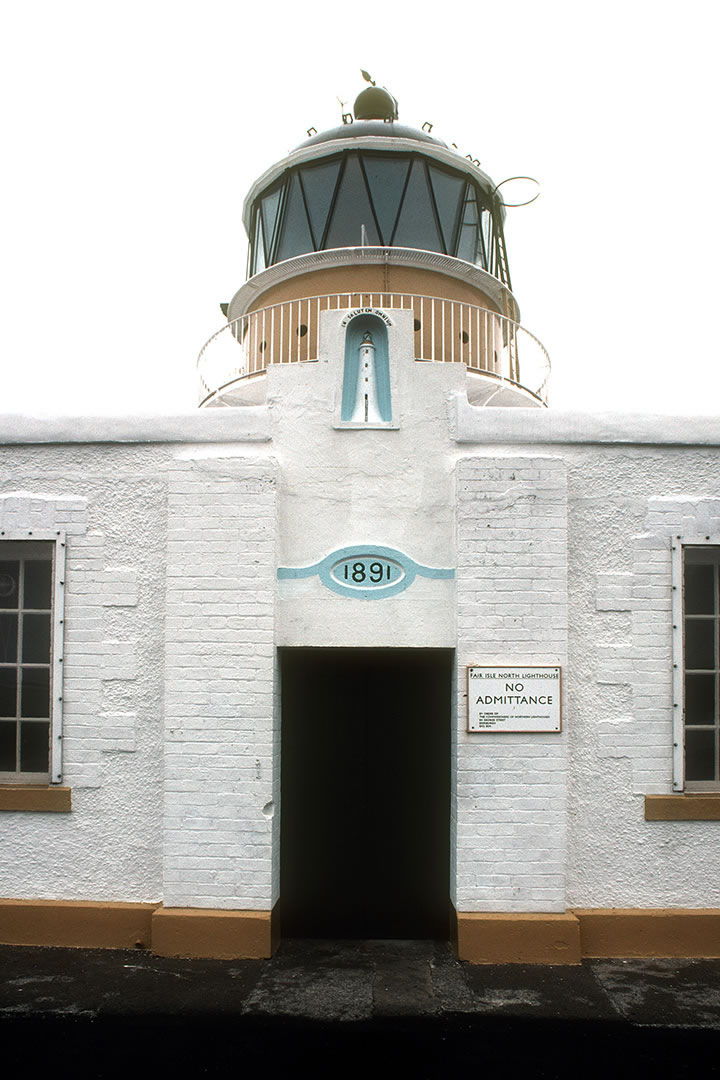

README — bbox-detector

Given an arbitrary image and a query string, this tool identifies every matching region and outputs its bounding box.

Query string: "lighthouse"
[6,78,720,970]
[198,81,549,411]
[194,80,554,946]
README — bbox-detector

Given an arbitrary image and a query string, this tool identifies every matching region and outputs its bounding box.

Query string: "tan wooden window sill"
[0,786,72,812]
[645,794,720,821]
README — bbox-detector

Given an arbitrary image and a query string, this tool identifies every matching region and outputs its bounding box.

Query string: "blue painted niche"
[340,313,392,423]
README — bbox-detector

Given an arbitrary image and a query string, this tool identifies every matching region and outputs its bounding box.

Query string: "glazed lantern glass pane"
[325,157,380,248]
[261,187,282,258]
[253,210,266,275]
[427,166,465,254]
[275,174,315,262]
[299,160,342,248]
[392,160,443,253]
[456,189,479,264]
[362,156,410,245]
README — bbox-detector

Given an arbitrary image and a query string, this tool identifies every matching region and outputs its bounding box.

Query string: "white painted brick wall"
[162,454,277,910]
[0,458,168,903]
[455,456,569,913]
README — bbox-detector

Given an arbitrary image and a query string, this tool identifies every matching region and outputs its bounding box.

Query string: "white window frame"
[0,531,65,785]
[672,534,720,792]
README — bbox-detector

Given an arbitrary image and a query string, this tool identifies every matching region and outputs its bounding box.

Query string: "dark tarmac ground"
[4,939,720,1077]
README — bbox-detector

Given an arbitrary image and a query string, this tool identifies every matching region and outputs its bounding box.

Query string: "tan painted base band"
[3,901,720,962]
[455,911,582,965]
[574,908,720,958]
[152,906,276,959]
[455,908,720,963]
[0,899,278,958]
[0,786,71,812]
[0,899,155,949]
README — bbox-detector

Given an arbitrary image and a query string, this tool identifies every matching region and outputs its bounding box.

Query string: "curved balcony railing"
[197,293,550,406]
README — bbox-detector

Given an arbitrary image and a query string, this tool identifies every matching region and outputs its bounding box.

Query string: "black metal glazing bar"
[387,152,416,247]
[319,155,348,251]
[423,161,449,256]
[357,155,386,245]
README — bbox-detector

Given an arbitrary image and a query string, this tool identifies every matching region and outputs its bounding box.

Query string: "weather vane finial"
[360,69,376,87]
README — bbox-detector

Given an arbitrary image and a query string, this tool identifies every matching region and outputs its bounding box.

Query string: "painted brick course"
[455,456,569,913]
[162,455,277,910]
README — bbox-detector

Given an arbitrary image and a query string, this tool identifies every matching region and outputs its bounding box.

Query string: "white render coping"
[451,394,720,445]
[2,401,720,448]
[0,407,271,445]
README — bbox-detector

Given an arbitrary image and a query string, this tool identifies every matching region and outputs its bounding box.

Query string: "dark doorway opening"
[280,647,452,939]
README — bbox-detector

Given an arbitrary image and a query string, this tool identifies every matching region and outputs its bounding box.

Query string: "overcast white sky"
[2,0,718,416]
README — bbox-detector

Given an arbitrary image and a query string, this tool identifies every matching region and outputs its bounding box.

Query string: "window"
[248,151,508,279]
[674,541,720,790]
[0,538,64,785]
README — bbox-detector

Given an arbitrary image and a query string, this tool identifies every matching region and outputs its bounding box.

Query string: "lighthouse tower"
[190,83,555,948]
[198,83,549,409]
[7,80,720,971]
[193,83,556,947]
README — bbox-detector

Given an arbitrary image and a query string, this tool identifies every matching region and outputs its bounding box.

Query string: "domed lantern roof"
[242,82,511,290]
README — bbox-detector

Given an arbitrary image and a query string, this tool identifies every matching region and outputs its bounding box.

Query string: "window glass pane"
[685,619,715,669]
[0,561,19,610]
[0,667,17,718]
[261,187,282,258]
[456,189,479,263]
[23,560,52,610]
[22,613,51,664]
[253,209,266,275]
[20,667,49,718]
[686,728,717,781]
[474,208,489,268]
[299,160,341,248]
[362,156,410,245]
[275,174,315,262]
[0,612,18,664]
[392,160,443,252]
[0,721,16,771]
[685,563,715,614]
[428,166,465,253]
[325,157,380,249]
[686,672,716,725]
[20,721,49,773]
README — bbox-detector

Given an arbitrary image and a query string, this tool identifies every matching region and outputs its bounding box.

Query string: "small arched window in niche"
[341,314,391,423]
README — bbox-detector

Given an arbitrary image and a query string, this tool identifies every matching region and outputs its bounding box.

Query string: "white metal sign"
[467,666,561,733]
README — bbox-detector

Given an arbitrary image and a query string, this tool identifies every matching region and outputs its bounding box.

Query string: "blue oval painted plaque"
[329,554,405,592]
[278,545,454,600]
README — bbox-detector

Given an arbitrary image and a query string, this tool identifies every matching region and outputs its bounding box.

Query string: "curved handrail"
[197,292,550,405]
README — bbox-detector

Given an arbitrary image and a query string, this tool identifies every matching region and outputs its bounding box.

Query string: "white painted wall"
[2,367,720,915]
[0,453,171,903]
[272,309,460,649]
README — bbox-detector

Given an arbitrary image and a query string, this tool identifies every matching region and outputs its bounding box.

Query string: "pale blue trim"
[340,315,391,422]
[278,544,454,600]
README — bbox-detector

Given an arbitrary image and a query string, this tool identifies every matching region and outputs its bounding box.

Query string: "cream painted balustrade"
[197,293,550,406]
